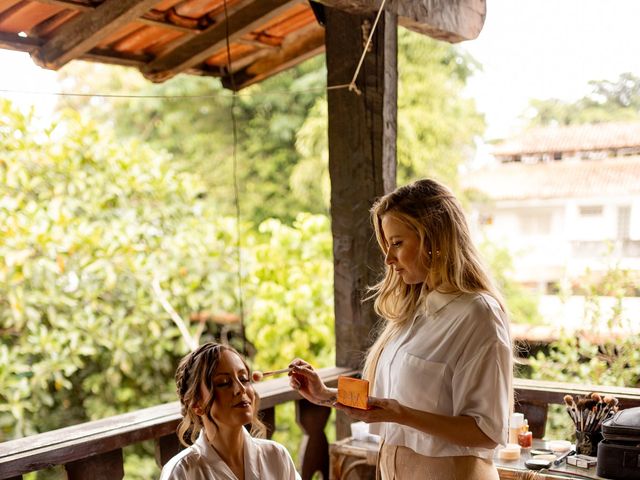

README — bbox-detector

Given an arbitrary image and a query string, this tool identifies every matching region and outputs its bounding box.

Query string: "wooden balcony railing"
[1,372,639,480]
[0,367,357,480]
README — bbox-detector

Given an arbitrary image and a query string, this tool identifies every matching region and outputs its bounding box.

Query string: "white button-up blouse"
[159,428,301,480]
[369,290,512,460]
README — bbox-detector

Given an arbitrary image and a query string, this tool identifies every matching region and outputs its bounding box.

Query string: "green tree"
[56,58,327,225]
[526,72,640,126]
[56,29,485,221]
[1,98,338,476]
[290,29,486,208]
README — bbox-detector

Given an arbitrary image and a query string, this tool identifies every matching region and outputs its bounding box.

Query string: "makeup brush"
[563,395,578,426]
[252,367,292,382]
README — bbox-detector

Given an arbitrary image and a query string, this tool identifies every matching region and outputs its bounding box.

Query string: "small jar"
[517,419,532,448]
[518,425,533,448]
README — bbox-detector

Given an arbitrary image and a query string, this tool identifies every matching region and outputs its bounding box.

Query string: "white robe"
[159,428,301,480]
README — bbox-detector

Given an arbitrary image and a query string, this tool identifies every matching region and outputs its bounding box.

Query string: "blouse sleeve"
[159,462,189,480]
[279,443,302,480]
[452,338,512,446]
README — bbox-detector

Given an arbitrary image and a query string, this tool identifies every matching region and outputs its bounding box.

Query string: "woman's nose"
[385,249,395,265]
[233,378,246,395]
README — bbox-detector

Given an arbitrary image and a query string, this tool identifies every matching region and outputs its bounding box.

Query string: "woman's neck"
[205,423,245,478]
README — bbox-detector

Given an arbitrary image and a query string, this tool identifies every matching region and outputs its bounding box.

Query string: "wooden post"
[64,449,124,480]
[325,6,397,438]
[260,406,276,439]
[296,399,331,480]
[154,433,182,468]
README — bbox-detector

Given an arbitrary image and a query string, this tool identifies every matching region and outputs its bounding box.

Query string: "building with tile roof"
[464,123,640,292]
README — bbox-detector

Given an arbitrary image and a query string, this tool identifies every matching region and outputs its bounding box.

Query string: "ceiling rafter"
[36,0,200,34]
[0,31,41,53]
[142,0,301,83]
[221,22,324,90]
[32,0,160,70]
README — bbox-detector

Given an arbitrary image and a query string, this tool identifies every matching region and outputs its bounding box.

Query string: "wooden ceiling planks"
[0,0,485,89]
[32,0,161,69]
[141,0,299,82]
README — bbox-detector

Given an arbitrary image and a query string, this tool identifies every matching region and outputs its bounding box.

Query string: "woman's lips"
[234,400,251,408]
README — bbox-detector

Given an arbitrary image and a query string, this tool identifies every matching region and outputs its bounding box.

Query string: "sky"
[460,0,640,139]
[1,0,640,140]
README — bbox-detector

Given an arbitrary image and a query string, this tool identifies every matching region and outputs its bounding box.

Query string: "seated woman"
[160,342,300,480]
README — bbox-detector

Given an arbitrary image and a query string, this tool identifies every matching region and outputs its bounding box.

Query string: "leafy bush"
[0,99,337,476]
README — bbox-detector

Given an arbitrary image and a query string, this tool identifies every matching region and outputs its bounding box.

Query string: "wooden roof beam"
[0,32,41,53]
[32,0,160,70]
[142,0,300,83]
[221,23,324,90]
[314,0,485,42]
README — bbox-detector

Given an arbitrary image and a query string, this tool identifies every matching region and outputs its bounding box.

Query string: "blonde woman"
[160,342,300,480]
[289,179,512,480]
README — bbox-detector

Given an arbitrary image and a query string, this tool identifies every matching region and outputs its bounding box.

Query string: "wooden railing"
[514,378,640,438]
[0,367,357,480]
[1,372,639,480]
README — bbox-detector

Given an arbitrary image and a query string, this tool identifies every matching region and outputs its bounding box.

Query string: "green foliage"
[478,240,542,325]
[291,30,486,207]
[526,72,640,126]
[396,30,485,187]
[0,99,244,440]
[529,260,640,387]
[1,99,337,477]
[246,214,334,370]
[56,58,328,225]
[528,261,640,438]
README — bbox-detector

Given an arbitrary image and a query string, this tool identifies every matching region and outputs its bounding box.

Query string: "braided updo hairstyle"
[175,342,266,446]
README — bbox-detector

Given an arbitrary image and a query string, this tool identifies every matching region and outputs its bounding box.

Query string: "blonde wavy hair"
[363,179,506,384]
[175,342,266,446]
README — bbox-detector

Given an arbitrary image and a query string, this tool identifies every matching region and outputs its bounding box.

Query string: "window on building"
[579,205,603,216]
[618,205,631,240]
[520,211,552,235]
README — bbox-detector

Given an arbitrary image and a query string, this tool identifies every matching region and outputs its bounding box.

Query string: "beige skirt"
[378,442,499,480]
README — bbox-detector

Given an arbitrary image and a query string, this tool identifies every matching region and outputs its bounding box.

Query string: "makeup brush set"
[563,392,619,438]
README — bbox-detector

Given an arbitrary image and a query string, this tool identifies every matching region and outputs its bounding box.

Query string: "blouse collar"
[424,289,463,316]
[194,428,261,479]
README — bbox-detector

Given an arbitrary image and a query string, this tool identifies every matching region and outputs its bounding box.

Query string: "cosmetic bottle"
[518,420,533,448]
[509,412,524,444]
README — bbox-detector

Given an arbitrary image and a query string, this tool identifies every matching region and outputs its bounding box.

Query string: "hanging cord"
[222,0,247,356]
[327,0,389,95]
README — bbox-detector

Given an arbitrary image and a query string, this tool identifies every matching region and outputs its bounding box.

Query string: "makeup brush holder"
[575,429,603,456]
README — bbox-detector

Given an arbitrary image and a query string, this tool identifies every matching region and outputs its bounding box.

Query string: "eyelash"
[216,377,250,388]
[391,241,402,248]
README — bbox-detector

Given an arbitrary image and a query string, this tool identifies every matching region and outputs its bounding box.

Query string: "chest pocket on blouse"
[397,353,446,412]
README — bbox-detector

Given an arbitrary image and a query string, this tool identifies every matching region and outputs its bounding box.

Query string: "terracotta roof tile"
[463,156,640,201]
[492,122,640,156]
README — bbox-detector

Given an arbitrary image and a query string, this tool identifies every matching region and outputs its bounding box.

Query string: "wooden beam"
[0,32,41,53]
[325,3,397,378]
[65,448,124,480]
[32,0,160,70]
[142,0,299,82]
[315,0,486,42]
[35,0,200,33]
[220,23,325,90]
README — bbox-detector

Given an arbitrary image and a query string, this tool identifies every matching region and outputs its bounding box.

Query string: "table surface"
[329,437,607,480]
